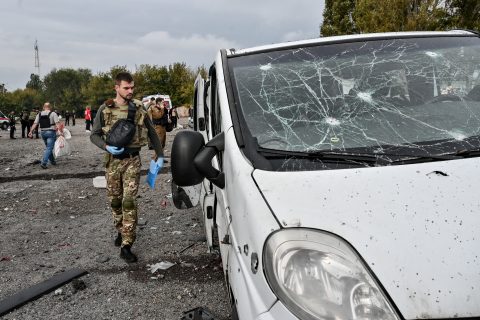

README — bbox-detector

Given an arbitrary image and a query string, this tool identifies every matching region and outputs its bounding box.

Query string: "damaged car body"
[171,31,480,320]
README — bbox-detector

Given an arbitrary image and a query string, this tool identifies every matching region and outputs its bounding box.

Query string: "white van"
[142,94,172,109]
[170,31,480,320]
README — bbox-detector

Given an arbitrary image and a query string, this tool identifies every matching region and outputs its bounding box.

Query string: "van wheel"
[0,123,7,130]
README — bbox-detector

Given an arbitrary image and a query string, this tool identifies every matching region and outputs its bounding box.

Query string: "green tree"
[320,0,478,36]
[43,68,92,111]
[320,0,357,36]
[82,72,115,107]
[26,73,43,91]
[445,0,480,30]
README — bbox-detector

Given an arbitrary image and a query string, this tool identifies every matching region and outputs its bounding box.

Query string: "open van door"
[193,74,208,143]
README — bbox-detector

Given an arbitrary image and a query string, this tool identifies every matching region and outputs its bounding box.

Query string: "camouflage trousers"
[105,154,141,247]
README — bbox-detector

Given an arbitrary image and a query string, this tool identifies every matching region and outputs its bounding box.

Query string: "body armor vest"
[101,99,148,148]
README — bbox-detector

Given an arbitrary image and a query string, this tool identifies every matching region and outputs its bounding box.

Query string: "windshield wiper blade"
[258,148,379,164]
[380,153,460,164]
[453,149,480,157]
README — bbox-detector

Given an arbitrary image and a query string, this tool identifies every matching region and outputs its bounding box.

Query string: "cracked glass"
[228,36,480,169]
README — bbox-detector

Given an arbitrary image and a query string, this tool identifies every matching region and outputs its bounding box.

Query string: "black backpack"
[39,112,53,129]
[106,102,137,147]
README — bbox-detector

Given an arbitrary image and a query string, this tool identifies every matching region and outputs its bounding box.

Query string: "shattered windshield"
[229,36,480,166]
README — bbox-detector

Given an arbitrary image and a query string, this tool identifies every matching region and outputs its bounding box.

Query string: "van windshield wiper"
[376,152,460,164]
[258,148,380,165]
[452,149,480,158]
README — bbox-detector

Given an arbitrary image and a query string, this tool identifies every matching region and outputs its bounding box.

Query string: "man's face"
[115,80,134,100]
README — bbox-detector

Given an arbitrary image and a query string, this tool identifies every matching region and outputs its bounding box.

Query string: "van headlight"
[263,229,399,320]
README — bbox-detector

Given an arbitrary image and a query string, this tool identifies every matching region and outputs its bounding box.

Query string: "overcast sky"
[0,0,325,90]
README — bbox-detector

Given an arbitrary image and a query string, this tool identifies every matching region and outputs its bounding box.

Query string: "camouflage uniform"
[105,155,141,245]
[147,104,168,148]
[90,99,163,247]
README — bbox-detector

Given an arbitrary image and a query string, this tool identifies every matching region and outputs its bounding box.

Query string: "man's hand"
[106,145,124,155]
[154,157,164,171]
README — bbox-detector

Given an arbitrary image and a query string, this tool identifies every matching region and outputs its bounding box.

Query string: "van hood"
[253,158,480,319]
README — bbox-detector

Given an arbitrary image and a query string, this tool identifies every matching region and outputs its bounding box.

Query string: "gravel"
[0,118,230,319]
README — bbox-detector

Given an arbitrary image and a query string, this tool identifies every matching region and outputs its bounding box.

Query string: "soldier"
[8,111,16,139]
[90,72,164,263]
[147,97,169,148]
[20,108,30,138]
[28,108,39,139]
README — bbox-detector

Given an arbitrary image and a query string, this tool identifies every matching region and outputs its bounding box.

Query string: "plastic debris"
[147,261,175,273]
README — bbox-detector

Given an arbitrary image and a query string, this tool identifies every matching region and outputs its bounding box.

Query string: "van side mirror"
[171,131,225,189]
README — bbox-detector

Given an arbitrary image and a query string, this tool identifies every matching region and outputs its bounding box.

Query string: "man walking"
[90,72,164,263]
[28,103,61,169]
[20,108,30,138]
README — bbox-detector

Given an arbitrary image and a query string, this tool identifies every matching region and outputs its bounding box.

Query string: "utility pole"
[34,40,40,77]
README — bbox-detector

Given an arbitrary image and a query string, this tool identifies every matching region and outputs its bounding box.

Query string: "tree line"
[0,63,207,115]
[321,0,479,36]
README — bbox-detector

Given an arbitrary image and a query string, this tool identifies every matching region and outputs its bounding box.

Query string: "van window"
[228,36,480,168]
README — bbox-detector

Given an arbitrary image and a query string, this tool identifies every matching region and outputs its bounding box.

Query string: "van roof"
[226,30,477,56]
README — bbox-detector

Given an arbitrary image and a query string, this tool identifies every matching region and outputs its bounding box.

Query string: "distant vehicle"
[141,94,172,109]
[0,111,9,130]
[171,30,480,320]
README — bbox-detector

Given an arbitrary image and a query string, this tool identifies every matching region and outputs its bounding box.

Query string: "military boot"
[114,233,122,247]
[120,245,137,263]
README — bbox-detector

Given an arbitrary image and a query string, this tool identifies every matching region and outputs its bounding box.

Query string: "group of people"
[8,72,179,264]
[7,108,76,139]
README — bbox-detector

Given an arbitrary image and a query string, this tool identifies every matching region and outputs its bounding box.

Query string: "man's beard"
[120,93,133,101]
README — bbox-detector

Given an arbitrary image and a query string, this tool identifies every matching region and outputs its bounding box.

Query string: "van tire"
[0,123,7,130]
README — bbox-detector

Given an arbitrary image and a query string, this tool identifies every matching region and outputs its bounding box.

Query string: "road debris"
[146,261,175,273]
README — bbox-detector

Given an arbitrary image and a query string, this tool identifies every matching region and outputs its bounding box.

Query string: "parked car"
[0,111,9,130]
[171,31,480,320]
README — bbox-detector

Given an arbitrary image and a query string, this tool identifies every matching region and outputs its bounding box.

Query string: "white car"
[0,111,9,130]
[171,31,480,320]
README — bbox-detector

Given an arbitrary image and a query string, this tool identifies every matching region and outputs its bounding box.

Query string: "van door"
[194,74,216,251]
[209,66,230,266]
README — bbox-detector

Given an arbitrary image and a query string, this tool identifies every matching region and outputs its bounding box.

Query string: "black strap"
[127,101,136,123]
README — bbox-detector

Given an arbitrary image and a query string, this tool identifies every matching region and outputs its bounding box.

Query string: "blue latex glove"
[146,157,164,189]
[155,157,164,171]
[106,145,124,155]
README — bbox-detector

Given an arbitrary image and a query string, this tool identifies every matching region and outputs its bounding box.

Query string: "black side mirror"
[171,131,225,189]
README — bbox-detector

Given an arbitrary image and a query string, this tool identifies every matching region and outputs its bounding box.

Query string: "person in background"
[90,72,164,263]
[170,106,178,128]
[147,97,169,148]
[28,102,62,169]
[72,110,76,126]
[8,111,16,139]
[65,110,71,126]
[28,108,39,139]
[85,106,92,132]
[20,108,30,138]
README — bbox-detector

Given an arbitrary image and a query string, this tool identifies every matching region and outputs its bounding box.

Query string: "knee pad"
[111,198,122,209]
[123,197,136,210]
